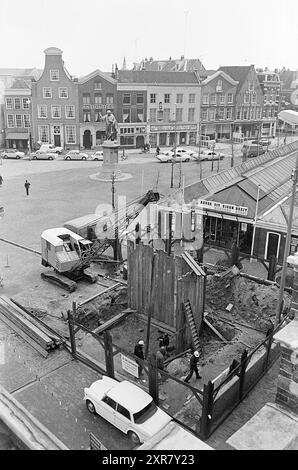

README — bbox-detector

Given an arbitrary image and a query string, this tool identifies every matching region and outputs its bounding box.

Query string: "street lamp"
[197,119,202,180]
[231,121,235,168]
[170,103,178,188]
[274,153,298,327]
[26,99,31,154]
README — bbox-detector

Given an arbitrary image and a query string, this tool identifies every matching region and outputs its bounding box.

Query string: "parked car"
[64,150,89,161]
[1,149,25,159]
[156,153,173,163]
[38,144,63,154]
[197,150,225,161]
[250,138,271,147]
[90,151,104,161]
[30,151,56,160]
[171,147,194,156]
[241,143,266,158]
[84,377,172,445]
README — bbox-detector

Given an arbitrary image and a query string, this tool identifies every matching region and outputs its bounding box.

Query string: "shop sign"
[82,104,113,110]
[197,199,248,217]
[120,354,139,378]
[150,124,197,132]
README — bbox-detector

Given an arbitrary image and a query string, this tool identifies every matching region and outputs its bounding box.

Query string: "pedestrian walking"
[134,340,145,377]
[0,175,3,186]
[184,350,202,383]
[284,136,287,144]
[156,145,160,155]
[24,179,31,196]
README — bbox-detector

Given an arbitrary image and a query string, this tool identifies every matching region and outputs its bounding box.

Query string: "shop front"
[119,125,147,148]
[149,123,197,148]
[5,132,29,150]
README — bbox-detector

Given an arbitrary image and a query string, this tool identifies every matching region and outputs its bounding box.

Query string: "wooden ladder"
[184,300,200,351]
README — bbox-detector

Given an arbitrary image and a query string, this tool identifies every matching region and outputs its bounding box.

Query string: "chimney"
[274,251,298,415]
[115,64,119,80]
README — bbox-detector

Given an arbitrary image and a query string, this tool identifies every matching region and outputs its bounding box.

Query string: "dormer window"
[94,82,102,90]
[50,70,59,81]
[216,79,222,92]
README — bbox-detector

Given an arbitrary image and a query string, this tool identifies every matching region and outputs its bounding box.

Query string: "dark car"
[250,138,271,147]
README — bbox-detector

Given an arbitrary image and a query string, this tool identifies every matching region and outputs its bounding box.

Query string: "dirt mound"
[166,357,189,376]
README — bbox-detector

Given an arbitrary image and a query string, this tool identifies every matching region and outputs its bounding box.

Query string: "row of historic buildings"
[0,47,297,151]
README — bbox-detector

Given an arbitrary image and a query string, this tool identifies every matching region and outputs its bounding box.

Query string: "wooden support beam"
[203,317,226,342]
[92,310,132,335]
[77,283,121,307]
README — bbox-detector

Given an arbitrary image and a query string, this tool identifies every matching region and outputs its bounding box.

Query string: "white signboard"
[121,354,139,378]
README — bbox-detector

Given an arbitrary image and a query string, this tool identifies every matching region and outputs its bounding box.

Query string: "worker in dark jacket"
[134,340,145,376]
[156,346,166,382]
[184,350,202,383]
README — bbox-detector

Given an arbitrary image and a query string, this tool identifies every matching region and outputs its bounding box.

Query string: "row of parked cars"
[0,147,104,161]
[156,147,225,163]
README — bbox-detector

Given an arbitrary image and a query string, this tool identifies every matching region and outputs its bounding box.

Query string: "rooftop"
[118,70,200,84]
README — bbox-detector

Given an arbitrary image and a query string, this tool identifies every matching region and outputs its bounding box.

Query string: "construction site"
[0,141,298,450]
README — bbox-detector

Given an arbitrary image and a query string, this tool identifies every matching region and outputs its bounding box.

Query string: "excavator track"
[41,270,77,292]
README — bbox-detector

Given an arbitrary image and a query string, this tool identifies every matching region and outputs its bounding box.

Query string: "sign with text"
[121,354,139,378]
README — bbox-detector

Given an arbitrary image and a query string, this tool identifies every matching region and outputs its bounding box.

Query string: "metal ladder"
[184,300,200,351]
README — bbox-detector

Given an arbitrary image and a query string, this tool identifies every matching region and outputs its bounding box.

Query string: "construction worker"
[184,351,202,383]
[156,346,166,382]
[159,332,170,351]
[134,340,145,377]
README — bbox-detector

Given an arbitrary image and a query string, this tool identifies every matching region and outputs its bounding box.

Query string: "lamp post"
[26,99,31,154]
[198,120,202,180]
[231,121,234,168]
[111,171,119,260]
[170,103,178,188]
[274,152,298,327]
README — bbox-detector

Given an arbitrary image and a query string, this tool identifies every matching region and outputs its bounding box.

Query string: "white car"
[1,149,25,159]
[156,153,173,163]
[64,150,89,161]
[90,151,104,161]
[199,150,225,161]
[39,144,63,154]
[84,377,172,445]
[171,147,195,156]
[30,151,56,160]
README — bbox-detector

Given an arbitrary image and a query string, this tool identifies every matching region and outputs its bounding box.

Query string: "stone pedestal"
[100,140,122,180]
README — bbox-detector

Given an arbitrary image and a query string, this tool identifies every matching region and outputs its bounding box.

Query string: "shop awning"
[278,110,298,126]
[6,132,28,140]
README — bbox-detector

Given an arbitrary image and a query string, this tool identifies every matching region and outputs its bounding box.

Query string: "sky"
[0,0,297,76]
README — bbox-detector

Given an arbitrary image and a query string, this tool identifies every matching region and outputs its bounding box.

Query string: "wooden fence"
[127,241,206,351]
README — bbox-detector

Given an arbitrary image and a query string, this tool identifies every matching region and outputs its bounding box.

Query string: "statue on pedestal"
[100,110,118,141]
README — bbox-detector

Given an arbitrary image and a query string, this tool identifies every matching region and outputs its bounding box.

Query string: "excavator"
[40,190,160,292]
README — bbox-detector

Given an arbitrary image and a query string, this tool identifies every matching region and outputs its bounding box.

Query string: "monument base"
[90,139,132,181]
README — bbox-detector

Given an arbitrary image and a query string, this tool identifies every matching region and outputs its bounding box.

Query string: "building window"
[137,108,144,122]
[83,111,91,122]
[15,114,23,128]
[226,108,232,119]
[218,108,224,119]
[38,125,49,142]
[23,115,30,128]
[59,87,68,98]
[123,93,131,105]
[163,108,170,122]
[94,82,101,90]
[227,94,233,104]
[94,93,102,104]
[14,98,21,109]
[244,92,250,104]
[250,108,254,119]
[22,98,30,109]
[5,98,13,109]
[137,93,144,104]
[38,105,47,118]
[188,108,195,122]
[123,109,131,122]
[202,94,209,105]
[201,110,208,120]
[149,108,156,122]
[176,94,183,104]
[65,126,76,144]
[83,93,91,104]
[237,109,241,120]
[219,94,226,105]
[176,108,183,121]
[43,87,52,99]
[65,105,75,118]
[95,111,102,122]
[51,106,61,119]
[243,109,248,119]
[217,79,223,91]
[164,94,170,104]
[150,94,156,103]
[189,93,195,104]
[209,109,215,120]
[210,94,216,105]
[106,94,114,105]
[7,115,14,128]
[251,92,256,104]
[50,69,59,81]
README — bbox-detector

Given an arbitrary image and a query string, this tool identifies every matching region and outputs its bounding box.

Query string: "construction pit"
[0,244,292,441]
